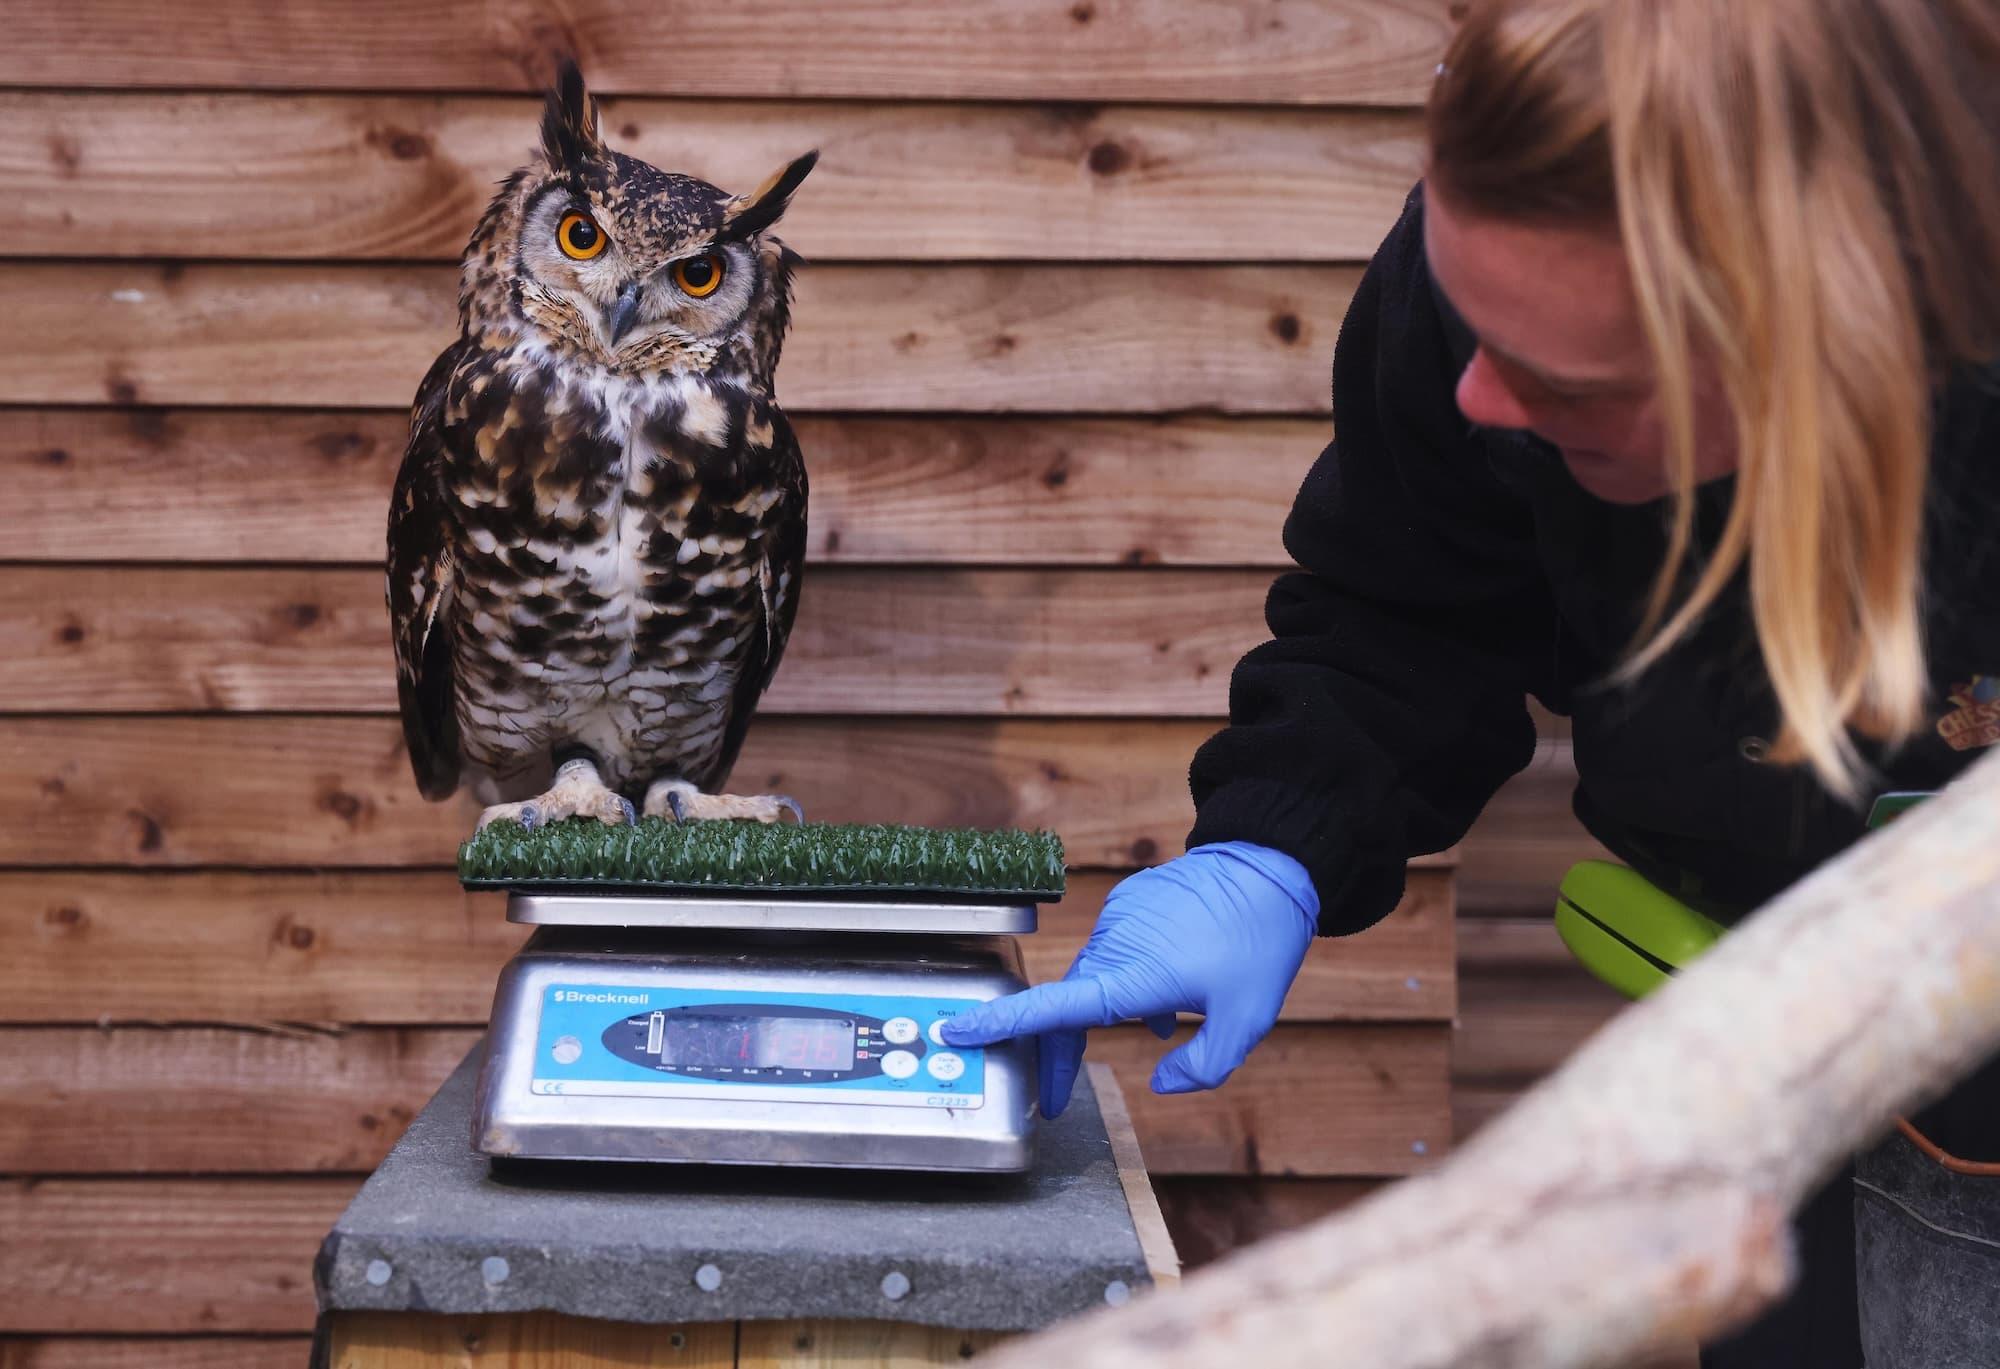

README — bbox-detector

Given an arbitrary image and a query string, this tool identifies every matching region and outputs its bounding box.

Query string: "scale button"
[927,1020,951,1046]
[882,1017,920,1045]
[880,1050,919,1079]
[926,1052,965,1082]
[551,1036,583,1065]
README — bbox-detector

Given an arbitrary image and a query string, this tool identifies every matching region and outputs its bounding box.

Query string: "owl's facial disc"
[518,183,755,360]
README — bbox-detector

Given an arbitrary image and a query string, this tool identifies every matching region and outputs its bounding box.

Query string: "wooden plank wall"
[0,1,1627,1360]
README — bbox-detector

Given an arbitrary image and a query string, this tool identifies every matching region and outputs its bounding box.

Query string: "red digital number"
[779,1025,811,1068]
[811,1029,845,1069]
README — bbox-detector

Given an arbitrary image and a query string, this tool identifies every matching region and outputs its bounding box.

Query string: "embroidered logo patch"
[1938,675,2000,751]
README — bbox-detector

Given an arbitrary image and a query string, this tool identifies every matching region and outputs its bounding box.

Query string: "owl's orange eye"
[557,213,606,260]
[673,252,726,299]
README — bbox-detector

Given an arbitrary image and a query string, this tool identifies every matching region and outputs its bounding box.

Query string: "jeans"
[1854,1133,2000,1365]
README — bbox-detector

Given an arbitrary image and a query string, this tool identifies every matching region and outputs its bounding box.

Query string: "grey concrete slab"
[315,1045,1151,1331]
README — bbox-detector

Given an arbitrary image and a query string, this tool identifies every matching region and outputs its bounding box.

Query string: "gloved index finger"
[939,977,1113,1046]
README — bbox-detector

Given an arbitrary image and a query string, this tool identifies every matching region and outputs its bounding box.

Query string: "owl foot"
[642,778,805,825]
[477,758,638,832]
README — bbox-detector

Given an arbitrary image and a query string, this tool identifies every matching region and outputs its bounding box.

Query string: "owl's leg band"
[476,756,638,832]
[642,777,805,825]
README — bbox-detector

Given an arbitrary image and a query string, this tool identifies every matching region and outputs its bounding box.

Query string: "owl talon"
[476,762,631,837]
[477,800,543,832]
[643,779,800,825]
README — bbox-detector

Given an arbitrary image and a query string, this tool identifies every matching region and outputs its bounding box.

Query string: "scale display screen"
[655,1013,855,1071]
[531,984,987,1109]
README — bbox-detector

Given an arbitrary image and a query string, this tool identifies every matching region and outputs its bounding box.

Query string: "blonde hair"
[1428,0,2000,798]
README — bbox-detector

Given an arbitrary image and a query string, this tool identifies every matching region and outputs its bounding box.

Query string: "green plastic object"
[458,818,1068,902]
[1553,860,1727,1001]
[1866,790,1934,830]
[1561,790,1935,1000]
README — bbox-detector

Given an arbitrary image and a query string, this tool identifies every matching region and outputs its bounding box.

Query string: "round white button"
[882,1017,919,1045]
[927,1019,951,1045]
[551,1035,582,1065]
[880,1050,919,1079]
[926,1052,965,1082]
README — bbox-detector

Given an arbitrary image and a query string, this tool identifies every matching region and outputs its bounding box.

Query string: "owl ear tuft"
[540,59,603,169]
[719,151,819,242]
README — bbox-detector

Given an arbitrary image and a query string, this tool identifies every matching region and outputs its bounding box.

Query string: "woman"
[943,0,2000,1362]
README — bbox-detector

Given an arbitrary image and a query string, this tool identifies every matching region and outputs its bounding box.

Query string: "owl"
[387,63,816,832]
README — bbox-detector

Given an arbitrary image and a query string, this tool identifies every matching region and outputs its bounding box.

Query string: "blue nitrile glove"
[940,841,1319,1118]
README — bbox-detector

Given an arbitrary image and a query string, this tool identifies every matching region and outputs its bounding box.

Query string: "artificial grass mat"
[459,817,1067,900]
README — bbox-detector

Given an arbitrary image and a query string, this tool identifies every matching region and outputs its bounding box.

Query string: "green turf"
[458,817,1067,899]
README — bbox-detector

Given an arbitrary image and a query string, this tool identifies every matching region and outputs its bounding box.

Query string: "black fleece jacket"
[1187,184,2000,935]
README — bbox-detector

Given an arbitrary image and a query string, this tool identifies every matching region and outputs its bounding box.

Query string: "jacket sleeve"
[1187,186,1557,935]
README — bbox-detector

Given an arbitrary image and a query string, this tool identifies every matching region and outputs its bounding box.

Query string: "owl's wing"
[386,343,467,800]
[705,409,809,791]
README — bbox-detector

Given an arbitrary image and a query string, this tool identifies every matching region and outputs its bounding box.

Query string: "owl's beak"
[606,281,646,346]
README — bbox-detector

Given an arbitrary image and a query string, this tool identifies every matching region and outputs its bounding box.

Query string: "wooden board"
[1,93,1419,263]
[325,1312,735,1366]
[0,873,525,1027]
[0,1338,310,1367]
[1457,911,1589,973]
[1150,1176,1380,1268]
[1,715,1209,868]
[0,1027,474,1173]
[0,0,1453,105]
[18,573,1599,748]
[1085,1063,1181,1287]
[0,409,1320,567]
[1453,915,1629,1141]
[0,566,1272,717]
[0,712,1545,880]
[0,263,1358,412]
[0,1177,357,1333]
[0,1023,1446,1178]
[737,1320,1003,1367]
[1453,926,1626,1082]
[0,867,1453,1026]
[1098,1023,1447,1176]
[1451,1080,1527,1143]
[0,715,1205,869]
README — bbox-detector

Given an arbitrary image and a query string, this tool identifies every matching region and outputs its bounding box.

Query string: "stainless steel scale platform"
[473,891,1039,1173]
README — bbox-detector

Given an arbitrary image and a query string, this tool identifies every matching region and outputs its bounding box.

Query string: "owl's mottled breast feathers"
[391,342,807,799]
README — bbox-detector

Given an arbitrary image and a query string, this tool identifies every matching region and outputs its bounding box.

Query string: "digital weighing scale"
[473,891,1040,1172]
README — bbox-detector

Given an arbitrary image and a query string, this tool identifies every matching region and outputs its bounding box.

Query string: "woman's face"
[1422,186,1739,504]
